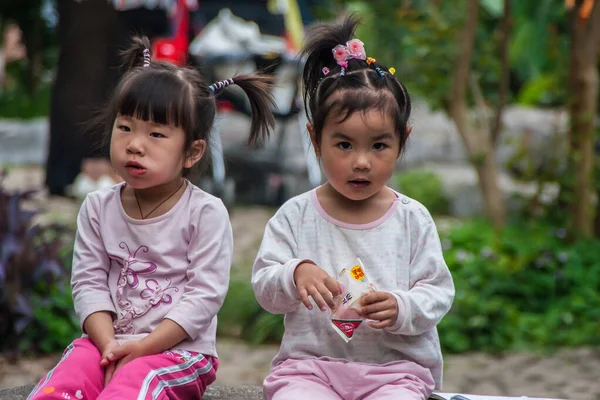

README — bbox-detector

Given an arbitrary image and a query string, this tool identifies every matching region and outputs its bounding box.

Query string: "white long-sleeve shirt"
[251,188,455,388]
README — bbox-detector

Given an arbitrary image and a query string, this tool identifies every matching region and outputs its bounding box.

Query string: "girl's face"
[110,116,204,190]
[309,110,405,203]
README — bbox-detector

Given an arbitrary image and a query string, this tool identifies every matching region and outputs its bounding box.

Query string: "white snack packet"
[330,258,376,342]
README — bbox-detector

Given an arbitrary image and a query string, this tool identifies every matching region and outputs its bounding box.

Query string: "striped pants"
[28,338,217,400]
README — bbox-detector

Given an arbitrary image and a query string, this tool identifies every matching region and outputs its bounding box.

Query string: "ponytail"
[120,36,153,71]
[208,73,276,146]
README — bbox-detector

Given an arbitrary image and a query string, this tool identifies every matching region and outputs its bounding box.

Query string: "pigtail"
[210,73,276,146]
[120,36,152,71]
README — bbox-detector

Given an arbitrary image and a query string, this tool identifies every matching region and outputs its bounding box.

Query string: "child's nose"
[353,153,371,170]
[126,137,144,155]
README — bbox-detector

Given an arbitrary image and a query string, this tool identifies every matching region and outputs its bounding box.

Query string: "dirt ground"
[1,167,599,400]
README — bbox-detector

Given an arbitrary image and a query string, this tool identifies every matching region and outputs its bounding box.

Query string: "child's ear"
[184,139,206,169]
[307,122,320,158]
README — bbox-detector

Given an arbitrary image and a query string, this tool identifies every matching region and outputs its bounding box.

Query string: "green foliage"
[0,80,51,119]
[321,0,569,108]
[395,169,450,215]
[439,218,600,353]
[509,2,568,79]
[516,74,565,107]
[24,278,79,354]
[217,276,284,345]
[321,1,503,110]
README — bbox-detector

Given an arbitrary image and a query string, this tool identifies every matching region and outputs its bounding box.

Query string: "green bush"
[395,169,450,215]
[218,218,600,355]
[439,219,600,354]
[217,276,283,345]
[0,84,51,120]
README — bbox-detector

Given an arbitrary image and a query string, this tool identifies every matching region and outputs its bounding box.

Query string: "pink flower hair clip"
[332,39,366,76]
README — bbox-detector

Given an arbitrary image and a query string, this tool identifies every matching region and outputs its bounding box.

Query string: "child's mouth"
[349,180,370,188]
[125,162,147,176]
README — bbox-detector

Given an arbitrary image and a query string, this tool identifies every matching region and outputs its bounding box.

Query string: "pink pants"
[27,338,217,400]
[264,358,435,400]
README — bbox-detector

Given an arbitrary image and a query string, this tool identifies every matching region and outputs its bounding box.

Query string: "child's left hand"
[359,291,399,329]
[103,340,148,384]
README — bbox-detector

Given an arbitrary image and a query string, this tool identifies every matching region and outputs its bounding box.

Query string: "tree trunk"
[449,0,506,230]
[474,148,506,229]
[491,0,511,146]
[567,1,600,237]
[569,65,598,237]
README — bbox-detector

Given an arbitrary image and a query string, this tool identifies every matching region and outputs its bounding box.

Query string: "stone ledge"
[0,385,264,399]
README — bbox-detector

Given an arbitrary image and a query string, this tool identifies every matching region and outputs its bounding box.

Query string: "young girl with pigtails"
[28,36,275,400]
[252,16,455,400]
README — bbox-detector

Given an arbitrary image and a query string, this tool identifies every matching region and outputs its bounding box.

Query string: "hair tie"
[209,78,234,93]
[332,39,366,75]
[143,49,151,67]
[374,67,385,78]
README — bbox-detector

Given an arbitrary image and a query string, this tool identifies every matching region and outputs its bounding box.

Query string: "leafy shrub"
[439,218,600,353]
[217,276,283,345]
[0,171,78,356]
[395,169,450,215]
[0,83,51,120]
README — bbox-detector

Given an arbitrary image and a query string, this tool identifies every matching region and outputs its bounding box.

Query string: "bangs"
[114,71,193,128]
[321,90,405,134]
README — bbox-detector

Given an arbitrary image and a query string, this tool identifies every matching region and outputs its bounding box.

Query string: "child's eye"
[337,142,352,150]
[118,125,131,132]
[150,132,166,138]
[373,143,388,150]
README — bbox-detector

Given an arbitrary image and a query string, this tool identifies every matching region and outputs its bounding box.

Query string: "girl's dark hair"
[100,36,276,176]
[300,16,411,153]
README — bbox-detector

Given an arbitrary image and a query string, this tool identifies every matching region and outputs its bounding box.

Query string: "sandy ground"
[1,167,599,400]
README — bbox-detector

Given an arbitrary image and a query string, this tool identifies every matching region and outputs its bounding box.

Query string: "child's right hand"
[294,262,341,311]
[99,338,120,386]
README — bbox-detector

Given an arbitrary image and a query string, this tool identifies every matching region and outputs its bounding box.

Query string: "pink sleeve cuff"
[385,292,408,334]
[282,259,316,301]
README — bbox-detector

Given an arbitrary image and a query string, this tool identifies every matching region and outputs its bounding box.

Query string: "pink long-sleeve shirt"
[251,188,455,389]
[71,181,233,357]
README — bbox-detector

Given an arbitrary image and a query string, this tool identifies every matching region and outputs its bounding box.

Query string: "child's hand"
[359,291,399,329]
[294,262,341,311]
[102,340,148,385]
[99,339,120,386]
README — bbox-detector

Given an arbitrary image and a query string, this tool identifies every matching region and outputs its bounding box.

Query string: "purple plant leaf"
[8,196,20,233]
[0,260,5,283]
[36,259,63,278]
[19,210,37,227]
[13,293,35,334]
[13,294,33,317]
[25,225,40,240]
[2,235,22,262]
[14,315,32,334]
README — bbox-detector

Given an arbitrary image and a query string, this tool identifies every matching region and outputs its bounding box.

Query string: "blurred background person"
[0,24,27,89]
